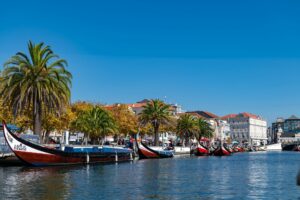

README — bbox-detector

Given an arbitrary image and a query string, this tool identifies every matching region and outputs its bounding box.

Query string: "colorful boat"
[194,143,210,156]
[282,143,297,151]
[135,136,174,159]
[212,144,231,156]
[294,145,300,151]
[2,121,133,166]
[233,146,245,153]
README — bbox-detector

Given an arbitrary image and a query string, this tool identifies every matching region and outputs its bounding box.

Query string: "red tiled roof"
[221,112,260,120]
[202,111,219,119]
[241,112,259,119]
[103,104,118,110]
[126,103,147,108]
[104,106,113,110]
[186,111,219,119]
[221,114,237,120]
[183,112,205,119]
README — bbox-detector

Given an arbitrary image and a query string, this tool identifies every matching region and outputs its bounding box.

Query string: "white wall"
[230,117,267,145]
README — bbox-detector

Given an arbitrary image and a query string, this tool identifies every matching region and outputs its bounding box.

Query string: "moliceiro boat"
[233,146,245,153]
[135,135,174,159]
[194,143,210,156]
[2,121,133,166]
[212,141,231,156]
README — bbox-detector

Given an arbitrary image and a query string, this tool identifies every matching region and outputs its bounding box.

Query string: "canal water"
[0,152,299,200]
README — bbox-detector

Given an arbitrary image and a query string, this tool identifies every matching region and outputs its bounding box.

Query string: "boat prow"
[212,145,231,156]
[135,136,174,159]
[194,143,210,156]
[2,121,132,166]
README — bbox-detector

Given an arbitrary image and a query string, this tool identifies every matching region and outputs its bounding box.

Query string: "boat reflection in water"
[0,166,79,200]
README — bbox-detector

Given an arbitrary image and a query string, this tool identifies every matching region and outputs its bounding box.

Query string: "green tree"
[196,118,214,140]
[73,106,117,144]
[139,99,171,146]
[176,114,198,146]
[0,41,72,141]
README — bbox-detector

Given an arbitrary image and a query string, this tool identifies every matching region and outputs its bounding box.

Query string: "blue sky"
[1,0,300,123]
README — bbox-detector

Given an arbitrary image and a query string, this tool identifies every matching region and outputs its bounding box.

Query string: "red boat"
[212,144,231,156]
[194,143,210,156]
[135,136,174,159]
[2,121,133,166]
[233,146,245,152]
[294,145,300,151]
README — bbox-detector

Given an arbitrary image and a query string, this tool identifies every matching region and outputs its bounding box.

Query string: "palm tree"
[196,118,214,141]
[139,99,171,146]
[73,106,117,144]
[176,114,198,146]
[0,41,72,141]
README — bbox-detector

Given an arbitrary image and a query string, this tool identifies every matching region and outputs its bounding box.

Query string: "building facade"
[270,117,285,144]
[283,115,300,134]
[222,113,268,146]
[216,120,231,142]
[272,115,300,143]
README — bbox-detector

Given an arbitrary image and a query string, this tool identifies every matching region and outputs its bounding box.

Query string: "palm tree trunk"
[33,95,42,143]
[34,110,42,142]
[154,125,159,146]
[43,131,50,144]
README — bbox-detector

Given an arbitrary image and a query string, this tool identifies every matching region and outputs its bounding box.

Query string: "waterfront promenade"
[0,151,299,199]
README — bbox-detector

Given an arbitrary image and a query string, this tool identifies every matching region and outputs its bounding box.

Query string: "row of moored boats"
[1,121,251,167]
[137,139,253,159]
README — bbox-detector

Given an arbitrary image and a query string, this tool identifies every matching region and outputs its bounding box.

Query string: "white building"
[222,113,268,146]
[216,119,231,142]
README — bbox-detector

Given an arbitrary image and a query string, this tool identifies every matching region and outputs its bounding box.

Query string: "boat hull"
[136,141,174,159]
[12,150,130,166]
[233,147,245,153]
[194,144,209,156]
[282,144,297,151]
[3,121,132,166]
[213,146,231,156]
[294,145,300,151]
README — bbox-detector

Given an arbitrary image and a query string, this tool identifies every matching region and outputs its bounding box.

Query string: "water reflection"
[247,152,268,198]
[1,152,300,199]
[0,166,77,200]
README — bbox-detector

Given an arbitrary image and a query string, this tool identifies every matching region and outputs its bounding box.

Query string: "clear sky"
[1,0,300,124]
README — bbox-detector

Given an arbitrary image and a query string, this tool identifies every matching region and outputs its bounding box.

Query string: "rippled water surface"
[0,152,300,200]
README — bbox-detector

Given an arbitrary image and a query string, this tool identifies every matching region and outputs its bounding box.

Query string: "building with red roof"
[105,99,183,116]
[186,111,219,119]
[222,112,267,146]
[221,114,238,120]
